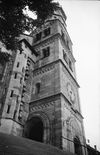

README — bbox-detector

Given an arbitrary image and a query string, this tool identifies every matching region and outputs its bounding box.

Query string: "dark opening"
[14,73,17,79]
[24,117,44,142]
[34,32,42,42]
[74,137,82,155]
[42,46,50,58]
[43,27,51,37]
[10,90,14,97]
[17,62,20,67]
[35,83,40,94]
[7,104,11,113]
[19,47,23,54]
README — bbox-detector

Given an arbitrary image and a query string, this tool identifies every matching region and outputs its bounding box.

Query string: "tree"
[0,0,58,50]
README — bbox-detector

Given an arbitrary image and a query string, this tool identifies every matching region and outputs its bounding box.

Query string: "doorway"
[24,117,44,142]
[74,137,82,155]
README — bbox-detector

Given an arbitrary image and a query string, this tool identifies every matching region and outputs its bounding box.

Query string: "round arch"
[23,112,51,144]
[66,117,83,155]
[74,136,82,155]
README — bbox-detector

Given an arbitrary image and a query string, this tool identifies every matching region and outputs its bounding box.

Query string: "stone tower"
[24,7,87,155]
[0,6,87,155]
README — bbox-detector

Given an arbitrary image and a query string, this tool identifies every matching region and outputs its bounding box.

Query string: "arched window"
[74,137,82,155]
[35,82,40,94]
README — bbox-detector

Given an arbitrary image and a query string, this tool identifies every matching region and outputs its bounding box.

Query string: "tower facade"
[0,7,87,155]
[24,7,87,155]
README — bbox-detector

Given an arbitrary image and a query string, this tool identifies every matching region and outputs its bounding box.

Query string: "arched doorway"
[24,117,44,142]
[74,137,82,155]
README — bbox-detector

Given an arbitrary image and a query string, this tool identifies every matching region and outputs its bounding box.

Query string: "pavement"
[0,132,75,155]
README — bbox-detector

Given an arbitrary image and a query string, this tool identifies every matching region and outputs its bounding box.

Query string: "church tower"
[24,7,87,155]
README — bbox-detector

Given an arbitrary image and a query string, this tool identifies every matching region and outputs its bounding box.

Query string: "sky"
[54,0,100,151]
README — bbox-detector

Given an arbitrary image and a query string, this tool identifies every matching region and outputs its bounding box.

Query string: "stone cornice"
[30,93,60,107]
[30,92,83,120]
[59,59,80,88]
[33,59,80,88]
[32,31,75,63]
[60,93,84,120]
[33,63,55,77]
[32,33,60,48]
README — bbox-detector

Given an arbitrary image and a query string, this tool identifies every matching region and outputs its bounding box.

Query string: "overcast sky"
[54,0,100,151]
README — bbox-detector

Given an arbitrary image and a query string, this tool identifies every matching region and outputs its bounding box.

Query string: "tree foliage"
[0,0,58,50]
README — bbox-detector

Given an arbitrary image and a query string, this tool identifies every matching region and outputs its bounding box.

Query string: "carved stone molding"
[33,64,55,77]
[30,101,54,113]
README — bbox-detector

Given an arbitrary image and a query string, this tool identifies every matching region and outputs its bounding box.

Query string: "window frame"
[34,32,42,43]
[35,82,41,94]
[7,104,11,113]
[17,62,20,68]
[10,90,14,97]
[42,46,50,59]
[43,27,51,38]
[14,72,17,79]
